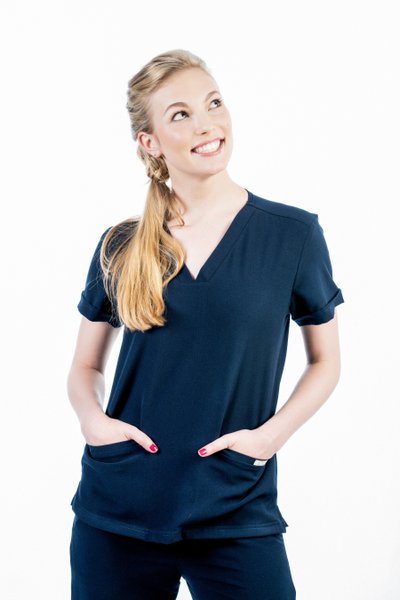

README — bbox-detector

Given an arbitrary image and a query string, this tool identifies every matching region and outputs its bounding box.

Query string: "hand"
[81,413,159,454]
[197,428,275,461]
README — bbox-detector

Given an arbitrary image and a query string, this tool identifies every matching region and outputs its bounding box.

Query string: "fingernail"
[198,448,207,456]
[149,444,158,452]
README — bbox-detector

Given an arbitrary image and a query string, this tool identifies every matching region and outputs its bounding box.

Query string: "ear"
[137,131,160,157]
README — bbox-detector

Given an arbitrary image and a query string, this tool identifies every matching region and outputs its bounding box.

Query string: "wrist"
[254,415,289,454]
[80,409,108,437]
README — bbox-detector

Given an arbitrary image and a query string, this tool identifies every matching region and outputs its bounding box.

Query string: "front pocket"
[75,446,199,531]
[184,449,269,527]
[86,439,141,461]
[219,448,269,468]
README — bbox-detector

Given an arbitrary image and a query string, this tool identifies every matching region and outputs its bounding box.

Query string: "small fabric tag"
[253,459,268,466]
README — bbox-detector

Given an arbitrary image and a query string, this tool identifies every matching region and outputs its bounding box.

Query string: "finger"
[198,439,228,457]
[129,426,158,453]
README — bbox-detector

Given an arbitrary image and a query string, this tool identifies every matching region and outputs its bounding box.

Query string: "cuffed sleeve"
[289,215,345,326]
[77,227,123,328]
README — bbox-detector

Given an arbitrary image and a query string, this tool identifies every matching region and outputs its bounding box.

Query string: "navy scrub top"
[70,189,345,544]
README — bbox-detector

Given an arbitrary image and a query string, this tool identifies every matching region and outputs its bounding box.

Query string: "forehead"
[150,68,218,114]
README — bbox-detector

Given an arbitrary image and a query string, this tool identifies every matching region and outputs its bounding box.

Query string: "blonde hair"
[99,49,212,332]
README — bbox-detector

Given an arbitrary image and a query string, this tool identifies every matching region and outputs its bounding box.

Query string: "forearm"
[256,361,341,453]
[67,364,107,432]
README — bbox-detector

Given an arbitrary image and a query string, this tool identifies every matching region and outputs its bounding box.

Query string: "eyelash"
[171,98,223,121]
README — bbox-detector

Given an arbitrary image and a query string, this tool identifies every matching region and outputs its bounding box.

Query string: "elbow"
[307,356,342,388]
[330,359,342,390]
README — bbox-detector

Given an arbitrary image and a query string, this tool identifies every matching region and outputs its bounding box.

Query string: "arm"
[67,316,122,438]
[67,316,159,452]
[255,310,342,453]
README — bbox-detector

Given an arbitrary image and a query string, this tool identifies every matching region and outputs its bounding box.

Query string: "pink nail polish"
[149,444,158,452]
[198,448,207,456]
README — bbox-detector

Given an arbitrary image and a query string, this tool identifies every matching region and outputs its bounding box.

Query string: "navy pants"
[70,516,296,599]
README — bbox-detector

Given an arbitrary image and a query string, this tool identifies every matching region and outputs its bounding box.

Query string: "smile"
[191,138,225,156]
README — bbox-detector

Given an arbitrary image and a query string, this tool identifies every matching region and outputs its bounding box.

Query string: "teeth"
[193,139,222,153]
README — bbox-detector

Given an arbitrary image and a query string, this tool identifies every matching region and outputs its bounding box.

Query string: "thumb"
[129,426,158,453]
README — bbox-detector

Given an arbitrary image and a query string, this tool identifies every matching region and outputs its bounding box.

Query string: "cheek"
[155,124,188,153]
[222,114,232,132]
[167,130,191,153]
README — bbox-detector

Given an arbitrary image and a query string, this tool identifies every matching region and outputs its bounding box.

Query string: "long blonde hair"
[99,49,211,332]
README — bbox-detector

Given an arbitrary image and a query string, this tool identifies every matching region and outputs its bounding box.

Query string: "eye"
[171,110,188,122]
[211,98,223,109]
[171,98,223,122]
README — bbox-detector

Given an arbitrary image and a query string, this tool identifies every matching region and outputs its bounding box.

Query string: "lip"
[191,137,224,151]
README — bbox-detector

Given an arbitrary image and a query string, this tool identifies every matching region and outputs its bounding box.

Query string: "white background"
[1,1,399,598]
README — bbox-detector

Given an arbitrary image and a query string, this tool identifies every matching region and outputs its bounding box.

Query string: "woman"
[68,49,344,599]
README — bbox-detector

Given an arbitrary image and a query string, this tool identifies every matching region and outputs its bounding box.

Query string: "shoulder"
[248,191,318,229]
[99,216,141,252]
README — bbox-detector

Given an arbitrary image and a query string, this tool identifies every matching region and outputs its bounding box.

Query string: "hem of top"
[70,501,288,544]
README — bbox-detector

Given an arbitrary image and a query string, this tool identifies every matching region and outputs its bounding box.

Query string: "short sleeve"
[289,215,345,326]
[77,227,123,328]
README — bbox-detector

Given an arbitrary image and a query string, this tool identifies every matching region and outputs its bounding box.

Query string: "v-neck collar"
[166,188,255,284]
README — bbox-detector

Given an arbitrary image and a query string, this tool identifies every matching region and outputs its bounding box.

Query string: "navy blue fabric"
[70,516,296,599]
[70,189,344,544]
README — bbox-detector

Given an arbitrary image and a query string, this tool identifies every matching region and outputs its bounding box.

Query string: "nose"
[193,113,217,134]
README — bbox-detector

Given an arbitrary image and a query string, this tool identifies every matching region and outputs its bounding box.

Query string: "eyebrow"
[163,90,220,116]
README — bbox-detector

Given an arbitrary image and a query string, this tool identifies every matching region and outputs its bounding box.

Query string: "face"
[138,67,233,182]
